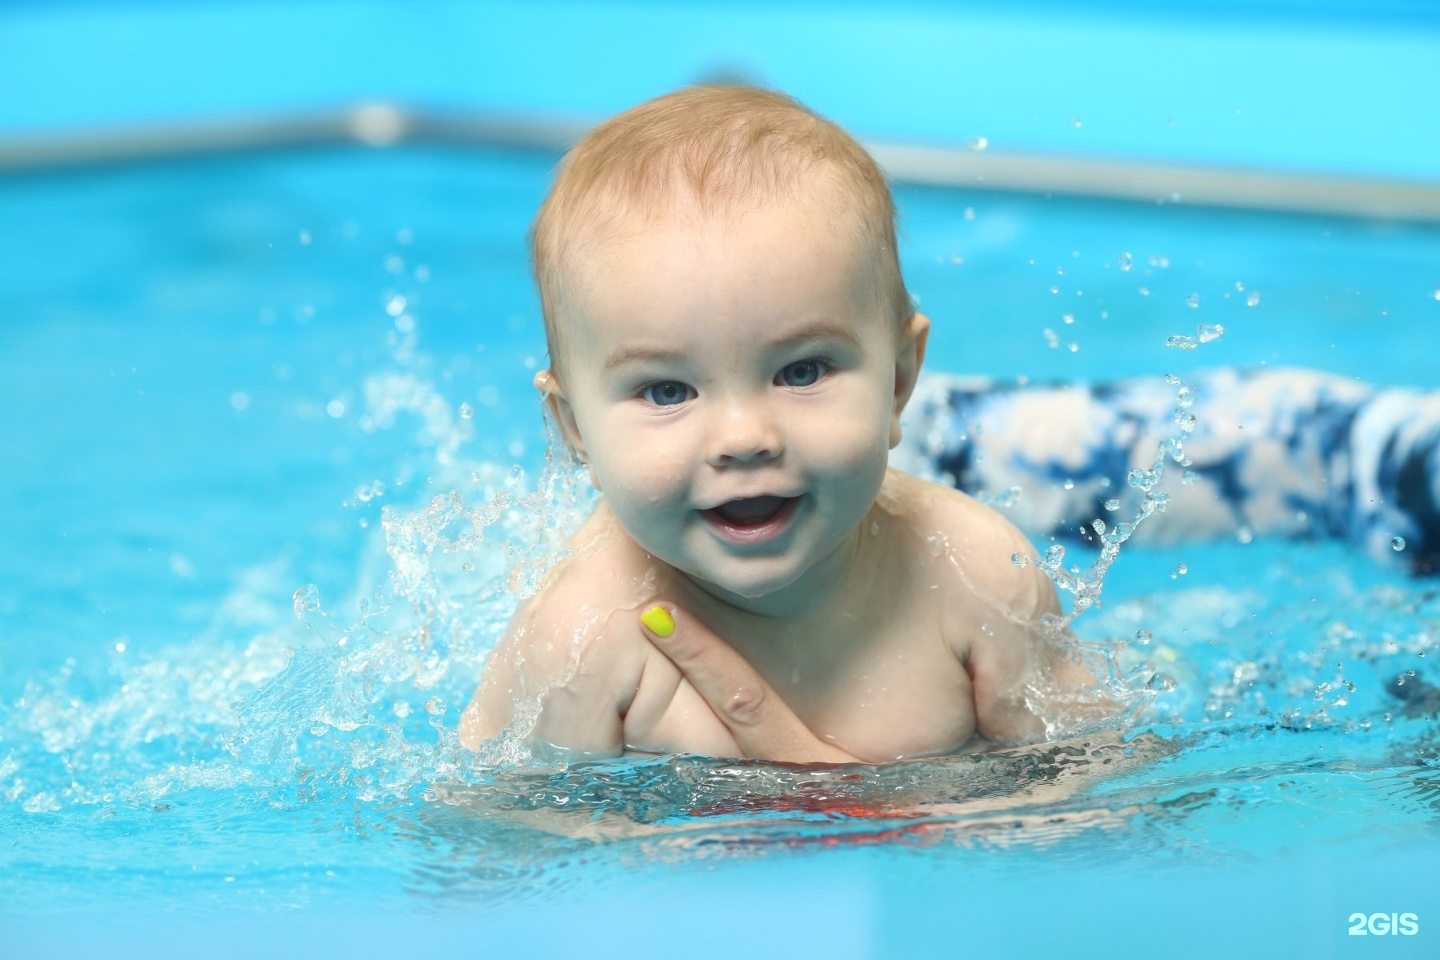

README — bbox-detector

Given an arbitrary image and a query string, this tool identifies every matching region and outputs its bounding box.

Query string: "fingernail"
[640,605,675,638]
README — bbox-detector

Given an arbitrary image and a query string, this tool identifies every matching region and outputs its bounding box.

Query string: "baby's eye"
[640,381,694,406]
[776,359,827,388]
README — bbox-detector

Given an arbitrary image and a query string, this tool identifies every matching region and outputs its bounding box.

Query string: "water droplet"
[1197,324,1224,343]
[870,521,881,537]
[298,229,312,246]
[1134,629,1152,646]
[1246,290,1261,307]
[292,584,321,617]
[1146,672,1176,692]
[1011,552,1030,568]
[392,702,412,719]
[1236,525,1254,544]
[385,295,407,316]
[1071,118,1083,128]
[1176,563,1188,576]
[354,480,386,503]
[980,623,995,636]
[1166,335,1198,350]
[1392,536,1407,551]
[1091,518,1107,536]
[1138,286,1150,297]
[1067,342,1080,353]
[1104,498,1121,511]
[965,136,988,152]
[1062,313,1075,324]
[458,402,474,420]
[1043,328,1059,348]
[1433,287,1440,301]
[1117,252,1132,271]
[1185,293,1200,308]
[424,697,446,716]
[964,207,976,221]
[326,399,346,419]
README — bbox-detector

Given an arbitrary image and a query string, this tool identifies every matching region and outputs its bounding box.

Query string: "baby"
[459,86,1094,764]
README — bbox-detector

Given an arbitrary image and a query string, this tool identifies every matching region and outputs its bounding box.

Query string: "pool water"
[2,145,1439,958]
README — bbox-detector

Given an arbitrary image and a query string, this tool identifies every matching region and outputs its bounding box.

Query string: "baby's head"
[533,85,912,381]
[530,86,928,609]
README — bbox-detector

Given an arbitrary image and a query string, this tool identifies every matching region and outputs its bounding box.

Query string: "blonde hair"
[531,85,911,375]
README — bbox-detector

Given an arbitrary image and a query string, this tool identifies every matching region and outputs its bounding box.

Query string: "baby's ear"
[889,312,930,449]
[535,369,589,462]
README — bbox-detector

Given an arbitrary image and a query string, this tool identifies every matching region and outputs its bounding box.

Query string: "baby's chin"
[627,538,794,605]
[668,555,827,614]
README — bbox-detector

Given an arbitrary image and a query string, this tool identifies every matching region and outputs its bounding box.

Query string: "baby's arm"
[459,574,647,760]
[955,517,1107,745]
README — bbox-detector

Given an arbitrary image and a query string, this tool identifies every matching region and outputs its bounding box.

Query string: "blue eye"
[641,381,693,406]
[777,359,826,388]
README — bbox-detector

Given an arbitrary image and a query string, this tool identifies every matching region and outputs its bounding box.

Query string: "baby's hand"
[638,604,861,764]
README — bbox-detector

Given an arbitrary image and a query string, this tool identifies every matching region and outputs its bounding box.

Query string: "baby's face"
[543,197,926,613]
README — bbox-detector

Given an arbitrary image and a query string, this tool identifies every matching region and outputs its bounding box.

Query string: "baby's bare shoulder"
[459,507,661,751]
[884,473,1066,743]
[882,470,1044,603]
[512,507,660,662]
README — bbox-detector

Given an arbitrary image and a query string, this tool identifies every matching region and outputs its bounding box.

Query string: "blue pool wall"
[1,0,1438,183]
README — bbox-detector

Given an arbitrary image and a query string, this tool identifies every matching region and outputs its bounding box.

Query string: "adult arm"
[638,604,862,764]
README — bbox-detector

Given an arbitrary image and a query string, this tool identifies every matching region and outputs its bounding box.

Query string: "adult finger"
[639,603,858,764]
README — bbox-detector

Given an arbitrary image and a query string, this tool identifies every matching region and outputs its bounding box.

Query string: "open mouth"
[700,495,800,543]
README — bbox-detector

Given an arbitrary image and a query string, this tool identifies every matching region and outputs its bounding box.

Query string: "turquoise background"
[2,0,1439,181]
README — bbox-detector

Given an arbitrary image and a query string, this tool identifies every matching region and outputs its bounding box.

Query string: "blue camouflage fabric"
[892,368,1440,575]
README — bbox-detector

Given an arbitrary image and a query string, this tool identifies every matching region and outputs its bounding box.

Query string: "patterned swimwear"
[893,368,1439,575]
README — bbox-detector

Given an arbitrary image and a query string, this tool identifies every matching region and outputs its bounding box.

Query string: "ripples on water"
[4,280,1439,919]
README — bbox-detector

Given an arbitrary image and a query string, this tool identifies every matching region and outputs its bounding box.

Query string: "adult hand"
[638,603,862,764]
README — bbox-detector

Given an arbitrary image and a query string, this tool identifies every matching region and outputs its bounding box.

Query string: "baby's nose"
[707,398,782,464]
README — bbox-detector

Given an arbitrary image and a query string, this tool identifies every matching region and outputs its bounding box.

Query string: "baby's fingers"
[639,604,856,764]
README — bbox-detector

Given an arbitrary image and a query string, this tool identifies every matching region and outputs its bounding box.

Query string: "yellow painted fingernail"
[641,605,675,638]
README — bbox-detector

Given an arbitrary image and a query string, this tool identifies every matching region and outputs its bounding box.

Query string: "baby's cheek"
[806,408,891,472]
[632,445,693,500]
[597,445,692,514]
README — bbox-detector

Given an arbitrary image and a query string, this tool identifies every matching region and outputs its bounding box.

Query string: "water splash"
[1014,319,1243,738]
[225,400,597,797]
